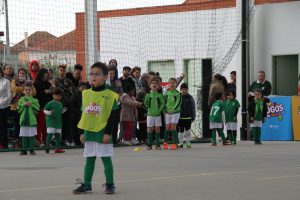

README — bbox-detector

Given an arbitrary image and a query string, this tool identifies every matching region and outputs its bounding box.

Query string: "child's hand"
[24,102,31,106]
[115,80,121,87]
[80,134,85,144]
[250,117,254,122]
[51,110,55,115]
[63,107,68,113]
[103,134,111,144]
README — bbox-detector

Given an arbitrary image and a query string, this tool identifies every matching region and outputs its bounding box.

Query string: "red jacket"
[29,60,40,81]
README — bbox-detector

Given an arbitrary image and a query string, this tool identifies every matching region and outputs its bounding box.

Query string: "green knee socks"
[171,130,179,144]
[21,137,35,151]
[148,132,153,145]
[164,130,170,142]
[84,156,114,186]
[46,133,61,148]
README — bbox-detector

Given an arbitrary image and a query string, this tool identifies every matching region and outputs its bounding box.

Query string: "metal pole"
[4,0,10,55]
[240,0,249,140]
[85,0,98,80]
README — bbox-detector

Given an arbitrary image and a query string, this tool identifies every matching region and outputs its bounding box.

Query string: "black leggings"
[0,107,9,147]
[178,119,192,132]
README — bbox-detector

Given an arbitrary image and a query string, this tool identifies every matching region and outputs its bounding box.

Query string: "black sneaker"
[20,151,27,155]
[73,183,92,194]
[29,150,36,155]
[104,183,115,194]
[147,145,152,150]
[155,145,162,150]
[45,147,50,154]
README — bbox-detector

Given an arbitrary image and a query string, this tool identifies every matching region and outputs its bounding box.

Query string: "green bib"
[78,88,118,132]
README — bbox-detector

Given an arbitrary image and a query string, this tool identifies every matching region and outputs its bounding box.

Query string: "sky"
[0,0,184,45]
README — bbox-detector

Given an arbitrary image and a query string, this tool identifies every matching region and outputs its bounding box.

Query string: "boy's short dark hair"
[180,83,188,90]
[91,62,108,75]
[59,64,67,69]
[74,64,83,71]
[215,92,223,100]
[24,82,33,89]
[132,66,141,73]
[52,88,63,96]
[123,66,131,71]
[254,88,262,94]
[230,71,236,76]
[169,78,177,83]
[148,71,156,76]
[123,83,135,93]
[226,90,236,98]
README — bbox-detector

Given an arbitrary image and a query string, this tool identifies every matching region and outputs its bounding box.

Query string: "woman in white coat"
[0,67,12,148]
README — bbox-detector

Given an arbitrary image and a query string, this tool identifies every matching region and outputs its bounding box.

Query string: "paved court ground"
[1,141,300,200]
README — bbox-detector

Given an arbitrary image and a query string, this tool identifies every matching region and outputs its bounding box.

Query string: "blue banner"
[261,96,293,141]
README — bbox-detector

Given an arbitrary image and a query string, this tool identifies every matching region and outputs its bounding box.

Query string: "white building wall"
[250,1,300,85]
[29,51,76,68]
[99,7,240,78]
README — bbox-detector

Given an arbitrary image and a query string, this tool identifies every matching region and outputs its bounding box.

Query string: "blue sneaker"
[73,183,92,194]
[104,183,115,194]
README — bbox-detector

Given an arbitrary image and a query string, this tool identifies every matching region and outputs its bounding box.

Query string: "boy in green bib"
[73,62,118,195]
[248,89,267,144]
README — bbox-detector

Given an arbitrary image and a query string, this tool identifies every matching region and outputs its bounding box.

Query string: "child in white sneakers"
[178,83,195,148]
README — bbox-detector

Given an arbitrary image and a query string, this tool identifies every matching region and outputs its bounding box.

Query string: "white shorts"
[251,120,262,128]
[147,116,162,128]
[210,122,223,129]
[226,122,238,131]
[83,141,114,157]
[19,127,37,137]
[47,128,62,134]
[165,113,180,125]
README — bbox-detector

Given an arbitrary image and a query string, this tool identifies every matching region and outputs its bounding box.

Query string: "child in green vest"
[18,83,40,155]
[163,78,182,150]
[44,89,66,153]
[248,88,267,144]
[209,92,231,146]
[73,62,118,195]
[144,78,165,150]
[224,90,240,144]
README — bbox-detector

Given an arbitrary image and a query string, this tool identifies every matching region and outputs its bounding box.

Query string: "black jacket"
[180,94,196,121]
[34,81,52,108]
[248,97,268,122]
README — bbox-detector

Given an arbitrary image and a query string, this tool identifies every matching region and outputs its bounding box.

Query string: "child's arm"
[31,98,40,113]
[17,97,25,113]
[0,81,12,108]
[144,94,149,110]
[172,91,182,113]
[62,107,67,113]
[247,99,254,122]
[43,103,52,115]
[121,94,141,108]
[158,94,166,113]
[191,96,196,121]
[103,99,118,144]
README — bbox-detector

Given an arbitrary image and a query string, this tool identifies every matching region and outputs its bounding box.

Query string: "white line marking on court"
[0,171,250,193]
[257,174,300,181]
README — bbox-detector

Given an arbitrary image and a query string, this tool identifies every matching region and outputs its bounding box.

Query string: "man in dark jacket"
[53,65,75,146]
[178,83,196,148]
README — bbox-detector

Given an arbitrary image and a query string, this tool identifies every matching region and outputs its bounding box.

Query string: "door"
[273,55,299,96]
[148,60,175,82]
